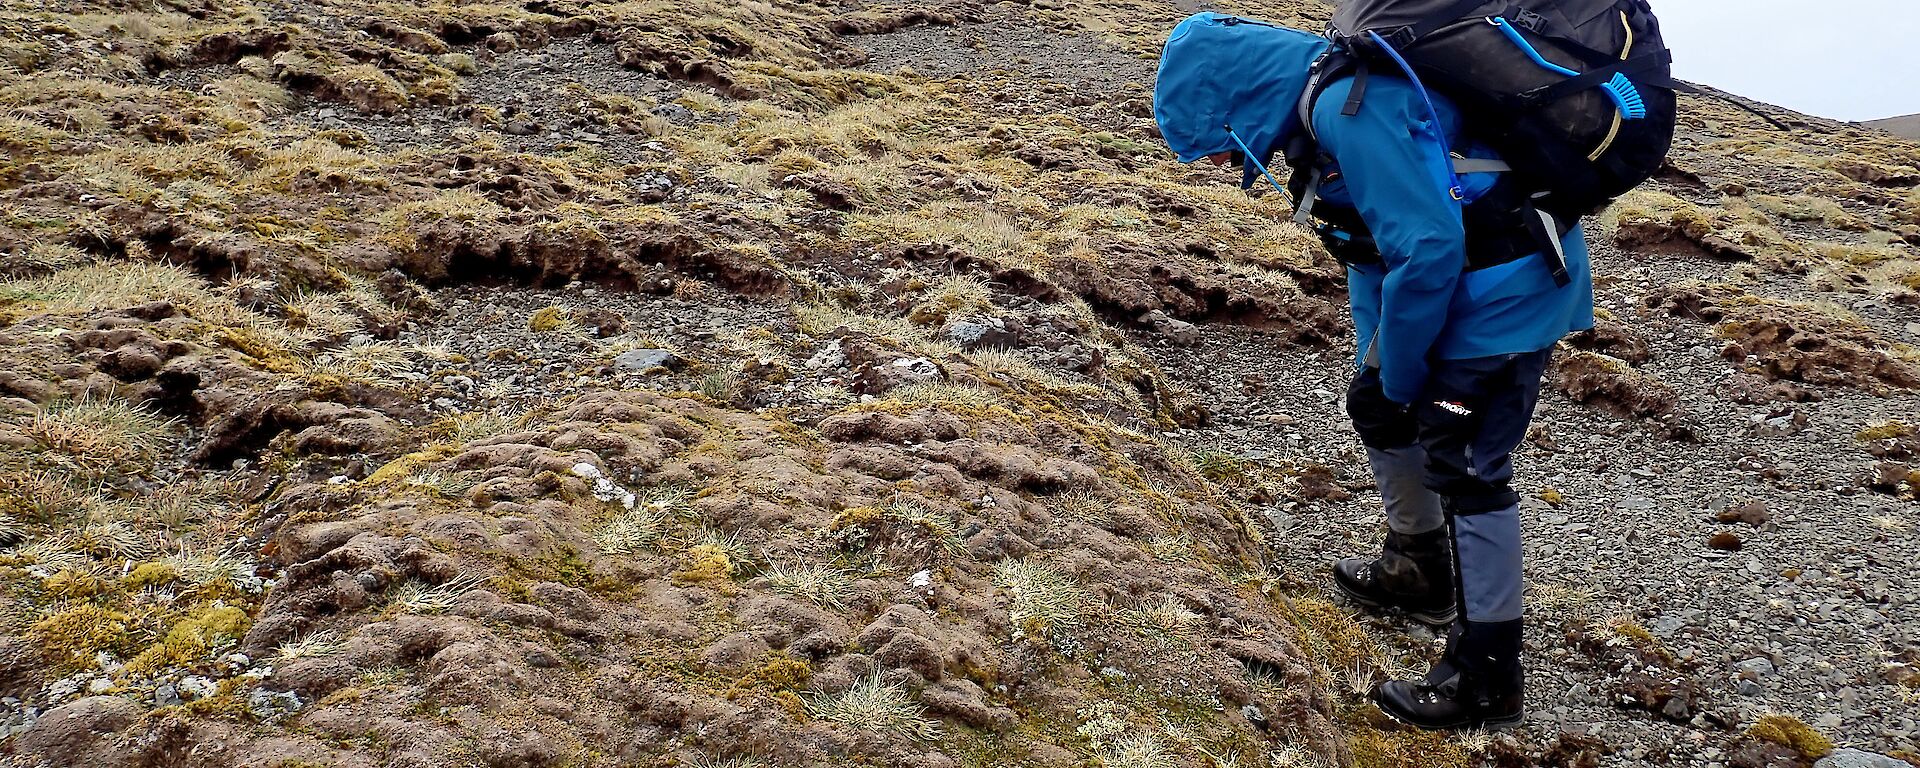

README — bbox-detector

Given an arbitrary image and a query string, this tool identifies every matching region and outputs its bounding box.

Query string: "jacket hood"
[1153,14,1330,188]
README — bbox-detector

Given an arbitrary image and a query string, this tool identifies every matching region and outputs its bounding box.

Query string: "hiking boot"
[1374,620,1525,731]
[1333,528,1456,626]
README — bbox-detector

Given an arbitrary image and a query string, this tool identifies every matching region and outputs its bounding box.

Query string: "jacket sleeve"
[1314,83,1466,405]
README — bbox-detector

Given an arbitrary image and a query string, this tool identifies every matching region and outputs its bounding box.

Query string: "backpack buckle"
[1511,8,1547,32]
[1383,26,1418,48]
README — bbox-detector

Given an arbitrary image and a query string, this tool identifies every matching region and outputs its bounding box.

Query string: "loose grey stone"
[247,688,303,721]
[805,339,845,370]
[1815,749,1911,768]
[1139,310,1201,345]
[615,349,681,373]
[943,316,1017,349]
[636,174,674,202]
[178,676,216,702]
[651,103,695,122]
[1651,615,1687,636]
[1735,657,1776,677]
[889,357,941,384]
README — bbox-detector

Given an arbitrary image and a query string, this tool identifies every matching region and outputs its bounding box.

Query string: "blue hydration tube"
[1364,30,1467,203]
[1490,17,1647,119]
[1224,125,1291,198]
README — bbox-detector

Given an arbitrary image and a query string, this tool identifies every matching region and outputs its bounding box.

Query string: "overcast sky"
[1655,0,1920,122]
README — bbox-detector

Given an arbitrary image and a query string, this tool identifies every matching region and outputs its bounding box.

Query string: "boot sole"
[1333,580,1457,627]
[1374,701,1526,732]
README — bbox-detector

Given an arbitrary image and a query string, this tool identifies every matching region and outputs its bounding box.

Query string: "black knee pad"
[1346,369,1417,448]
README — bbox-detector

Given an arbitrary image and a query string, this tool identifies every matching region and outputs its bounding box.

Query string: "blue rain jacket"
[1154,13,1594,405]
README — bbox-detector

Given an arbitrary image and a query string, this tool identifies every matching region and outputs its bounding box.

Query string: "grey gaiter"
[1367,445,1444,535]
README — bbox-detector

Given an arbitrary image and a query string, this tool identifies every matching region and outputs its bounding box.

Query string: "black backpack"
[1286,0,1683,284]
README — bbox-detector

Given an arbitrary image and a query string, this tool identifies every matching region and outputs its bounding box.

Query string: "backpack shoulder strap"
[1296,48,1365,140]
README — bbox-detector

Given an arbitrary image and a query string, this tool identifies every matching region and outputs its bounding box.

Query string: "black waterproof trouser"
[1346,349,1551,631]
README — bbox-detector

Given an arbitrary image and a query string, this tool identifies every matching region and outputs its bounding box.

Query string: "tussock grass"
[208,75,294,115]
[686,756,768,768]
[310,340,415,380]
[691,526,756,561]
[1817,242,1907,266]
[1183,448,1252,484]
[762,561,857,609]
[884,499,964,557]
[1075,702,1181,768]
[0,117,72,152]
[74,521,150,559]
[643,486,695,518]
[993,559,1085,639]
[281,291,360,340]
[378,190,507,254]
[806,674,938,741]
[164,548,257,589]
[1749,193,1869,231]
[1528,580,1602,623]
[240,138,382,192]
[1096,732,1180,768]
[4,536,90,572]
[712,161,776,197]
[846,202,1035,265]
[883,382,1002,412]
[907,273,996,326]
[275,630,345,662]
[801,383,855,406]
[2,243,90,278]
[404,470,478,499]
[594,505,665,555]
[1,261,233,320]
[148,480,227,533]
[18,398,172,473]
[1124,595,1202,650]
[1143,533,1193,562]
[0,470,106,526]
[1608,189,1716,239]
[964,347,1107,399]
[793,303,948,354]
[357,665,410,688]
[1046,488,1112,527]
[1869,514,1913,533]
[698,369,743,403]
[390,574,486,615]
[447,409,525,444]
[90,142,239,185]
[152,179,237,230]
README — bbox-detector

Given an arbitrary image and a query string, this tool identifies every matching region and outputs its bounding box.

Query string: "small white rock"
[571,462,637,510]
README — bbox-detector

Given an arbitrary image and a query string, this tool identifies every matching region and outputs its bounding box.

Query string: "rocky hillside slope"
[0,0,1916,767]
[1867,115,1920,141]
